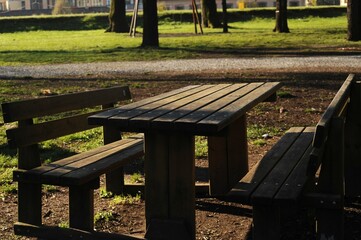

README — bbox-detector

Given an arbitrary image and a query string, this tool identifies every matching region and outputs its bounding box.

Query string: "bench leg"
[18,182,42,225]
[69,186,94,231]
[208,116,248,196]
[106,167,125,195]
[103,125,125,195]
[316,208,344,240]
[253,205,280,240]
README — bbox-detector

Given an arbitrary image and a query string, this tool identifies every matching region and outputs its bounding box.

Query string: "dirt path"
[2,55,361,79]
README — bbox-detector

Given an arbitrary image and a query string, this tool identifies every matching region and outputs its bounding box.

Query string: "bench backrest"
[305,74,358,203]
[1,86,132,169]
[307,74,355,176]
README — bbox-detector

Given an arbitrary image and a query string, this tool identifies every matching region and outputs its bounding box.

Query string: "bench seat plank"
[274,145,313,204]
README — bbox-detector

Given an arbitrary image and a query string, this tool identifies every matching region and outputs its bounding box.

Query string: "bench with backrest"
[1,86,144,239]
[226,74,361,240]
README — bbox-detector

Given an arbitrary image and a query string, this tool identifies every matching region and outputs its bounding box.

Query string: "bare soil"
[1,68,361,240]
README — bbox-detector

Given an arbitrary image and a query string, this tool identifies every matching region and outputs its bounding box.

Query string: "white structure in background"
[243,0,306,7]
[0,0,346,13]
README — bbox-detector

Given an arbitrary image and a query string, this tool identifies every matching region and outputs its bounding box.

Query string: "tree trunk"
[201,0,222,28]
[142,0,159,47]
[273,0,289,33]
[348,0,361,41]
[222,0,228,33]
[106,0,128,33]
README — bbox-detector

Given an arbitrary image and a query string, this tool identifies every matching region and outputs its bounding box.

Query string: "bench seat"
[224,74,360,240]
[228,127,315,206]
[13,134,144,187]
[1,86,147,238]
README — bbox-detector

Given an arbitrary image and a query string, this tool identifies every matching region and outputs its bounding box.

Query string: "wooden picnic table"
[88,82,282,239]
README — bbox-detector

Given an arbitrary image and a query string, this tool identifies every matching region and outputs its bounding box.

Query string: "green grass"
[0,15,360,66]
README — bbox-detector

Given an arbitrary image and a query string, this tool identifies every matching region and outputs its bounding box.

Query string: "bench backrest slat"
[313,74,355,148]
[308,74,356,175]
[6,111,102,148]
[2,86,131,123]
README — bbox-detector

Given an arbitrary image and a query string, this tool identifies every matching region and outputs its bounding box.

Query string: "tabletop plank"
[150,83,248,130]
[128,84,233,129]
[107,85,217,128]
[173,83,264,132]
[197,82,282,132]
[88,85,200,125]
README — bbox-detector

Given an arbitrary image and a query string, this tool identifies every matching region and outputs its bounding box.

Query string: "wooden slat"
[313,73,355,148]
[14,222,144,240]
[345,81,361,196]
[174,83,263,132]
[108,85,214,128]
[18,138,139,175]
[42,140,143,186]
[251,127,315,205]
[6,111,101,148]
[151,84,247,130]
[2,86,131,123]
[226,127,305,204]
[88,85,200,125]
[61,141,144,185]
[274,144,313,203]
[197,82,282,133]
[128,84,232,129]
[13,138,144,186]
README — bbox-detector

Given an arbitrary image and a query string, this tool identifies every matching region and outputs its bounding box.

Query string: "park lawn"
[0,16,360,66]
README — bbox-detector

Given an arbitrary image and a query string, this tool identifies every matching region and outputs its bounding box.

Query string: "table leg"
[145,131,195,240]
[208,115,249,196]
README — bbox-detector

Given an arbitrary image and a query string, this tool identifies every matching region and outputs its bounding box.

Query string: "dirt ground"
[1,68,361,240]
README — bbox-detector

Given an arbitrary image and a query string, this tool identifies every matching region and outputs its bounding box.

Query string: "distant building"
[242,0,306,7]
[159,0,239,10]
[0,0,345,14]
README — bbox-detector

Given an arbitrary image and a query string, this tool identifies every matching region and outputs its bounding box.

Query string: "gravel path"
[1,55,361,78]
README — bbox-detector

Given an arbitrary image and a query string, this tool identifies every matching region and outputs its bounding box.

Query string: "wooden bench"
[226,74,361,240]
[1,86,144,239]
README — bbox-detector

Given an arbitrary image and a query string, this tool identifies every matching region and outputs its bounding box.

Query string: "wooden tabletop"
[88,82,282,135]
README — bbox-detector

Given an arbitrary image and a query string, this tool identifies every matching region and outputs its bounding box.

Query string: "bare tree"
[347,0,361,41]
[106,0,128,33]
[273,0,289,33]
